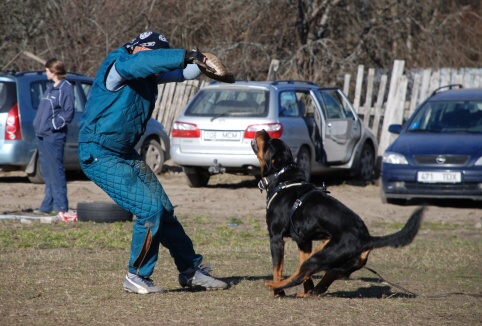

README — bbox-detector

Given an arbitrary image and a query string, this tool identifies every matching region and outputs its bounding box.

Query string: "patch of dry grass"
[0,218,481,326]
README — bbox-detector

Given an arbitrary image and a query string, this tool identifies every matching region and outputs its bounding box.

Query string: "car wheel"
[27,153,45,184]
[183,167,210,188]
[355,143,375,181]
[77,201,133,223]
[140,138,165,174]
[296,147,311,182]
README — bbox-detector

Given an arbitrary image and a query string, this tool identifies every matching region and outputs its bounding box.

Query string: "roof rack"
[0,70,20,76]
[431,84,463,96]
[271,80,317,86]
[0,70,88,77]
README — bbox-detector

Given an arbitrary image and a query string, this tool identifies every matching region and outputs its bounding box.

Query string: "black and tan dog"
[251,130,424,297]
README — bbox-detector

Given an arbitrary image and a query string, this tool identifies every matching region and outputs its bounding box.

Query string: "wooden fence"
[153,60,482,157]
[344,60,482,156]
[152,79,208,135]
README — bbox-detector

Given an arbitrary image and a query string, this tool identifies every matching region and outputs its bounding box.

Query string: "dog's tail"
[365,206,425,250]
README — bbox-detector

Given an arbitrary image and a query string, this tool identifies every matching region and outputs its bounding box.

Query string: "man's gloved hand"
[184,48,212,71]
[185,47,235,83]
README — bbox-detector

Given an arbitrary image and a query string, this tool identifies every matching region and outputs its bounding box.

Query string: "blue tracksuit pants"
[37,133,69,212]
[78,142,202,277]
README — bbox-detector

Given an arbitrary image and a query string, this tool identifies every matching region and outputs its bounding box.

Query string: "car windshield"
[185,89,269,118]
[407,100,482,133]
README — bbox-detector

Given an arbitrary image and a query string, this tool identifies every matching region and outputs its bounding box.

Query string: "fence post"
[353,65,364,113]
[372,74,387,139]
[267,59,280,81]
[377,60,405,156]
[362,68,375,126]
[408,73,421,117]
[343,73,351,99]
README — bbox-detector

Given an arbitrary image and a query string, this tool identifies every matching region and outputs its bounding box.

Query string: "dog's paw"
[264,280,275,290]
[273,290,286,298]
[295,291,313,298]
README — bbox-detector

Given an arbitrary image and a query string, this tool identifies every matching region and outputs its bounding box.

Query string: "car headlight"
[383,152,408,164]
[475,156,482,166]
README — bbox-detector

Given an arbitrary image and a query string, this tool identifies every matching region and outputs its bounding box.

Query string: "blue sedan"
[380,85,482,204]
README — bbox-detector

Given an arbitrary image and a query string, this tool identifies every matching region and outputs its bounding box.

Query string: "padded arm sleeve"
[115,49,186,80]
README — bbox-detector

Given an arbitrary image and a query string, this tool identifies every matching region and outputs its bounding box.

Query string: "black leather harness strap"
[288,187,327,239]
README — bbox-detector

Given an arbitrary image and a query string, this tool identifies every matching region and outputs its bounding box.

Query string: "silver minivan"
[170,80,378,187]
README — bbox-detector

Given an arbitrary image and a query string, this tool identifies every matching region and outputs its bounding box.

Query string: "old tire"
[77,201,133,223]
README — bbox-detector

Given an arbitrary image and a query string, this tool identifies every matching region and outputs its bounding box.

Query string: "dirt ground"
[1,162,481,230]
[1,163,481,326]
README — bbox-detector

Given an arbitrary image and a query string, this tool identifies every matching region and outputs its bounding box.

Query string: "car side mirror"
[388,124,402,134]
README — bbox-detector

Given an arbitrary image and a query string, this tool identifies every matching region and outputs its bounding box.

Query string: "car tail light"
[5,104,22,140]
[244,123,283,139]
[171,121,201,138]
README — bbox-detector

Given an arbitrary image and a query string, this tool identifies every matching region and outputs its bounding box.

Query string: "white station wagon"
[170,80,378,187]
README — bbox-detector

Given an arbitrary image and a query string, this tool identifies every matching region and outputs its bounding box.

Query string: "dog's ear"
[268,139,294,171]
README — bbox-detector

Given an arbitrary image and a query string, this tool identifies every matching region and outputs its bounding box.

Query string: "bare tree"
[1,0,481,85]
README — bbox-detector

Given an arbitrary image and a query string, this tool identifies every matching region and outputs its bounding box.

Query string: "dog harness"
[259,164,329,239]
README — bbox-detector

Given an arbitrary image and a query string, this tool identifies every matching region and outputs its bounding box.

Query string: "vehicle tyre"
[183,167,210,188]
[27,153,45,184]
[296,147,311,182]
[354,143,375,181]
[77,201,133,223]
[140,138,165,174]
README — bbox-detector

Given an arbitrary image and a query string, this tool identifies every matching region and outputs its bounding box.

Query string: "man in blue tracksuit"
[78,32,227,294]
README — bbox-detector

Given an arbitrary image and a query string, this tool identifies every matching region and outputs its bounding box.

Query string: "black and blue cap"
[126,32,170,52]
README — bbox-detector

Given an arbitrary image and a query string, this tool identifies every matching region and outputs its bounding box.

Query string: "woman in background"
[33,58,77,221]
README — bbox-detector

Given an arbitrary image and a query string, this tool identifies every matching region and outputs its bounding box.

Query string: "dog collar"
[258,164,297,192]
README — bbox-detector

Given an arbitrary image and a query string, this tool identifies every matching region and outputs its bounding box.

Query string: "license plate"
[204,130,241,141]
[417,171,462,183]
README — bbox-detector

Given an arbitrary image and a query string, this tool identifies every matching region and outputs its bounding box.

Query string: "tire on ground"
[77,201,133,223]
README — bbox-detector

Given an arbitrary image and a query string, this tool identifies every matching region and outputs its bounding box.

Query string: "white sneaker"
[123,273,165,294]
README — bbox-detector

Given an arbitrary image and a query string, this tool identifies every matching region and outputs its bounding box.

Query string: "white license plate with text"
[417,171,462,183]
[204,130,241,141]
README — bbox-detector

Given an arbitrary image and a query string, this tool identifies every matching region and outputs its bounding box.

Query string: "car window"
[81,82,92,99]
[296,91,316,118]
[320,90,356,120]
[72,82,84,112]
[279,91,305,117]
[408,100,482,132]
[30,81,45,110]
[74,81,92,112]
[31,80,92,112]
[319,91,347,119]
[0,81,17,113]
[185,89,269,117]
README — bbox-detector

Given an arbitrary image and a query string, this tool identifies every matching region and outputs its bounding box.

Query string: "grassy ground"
[0,213,481,326]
